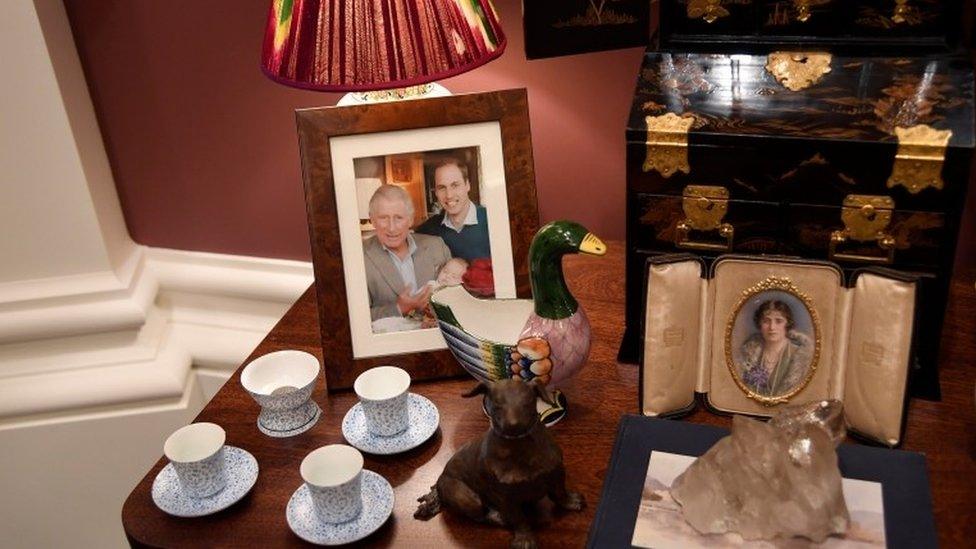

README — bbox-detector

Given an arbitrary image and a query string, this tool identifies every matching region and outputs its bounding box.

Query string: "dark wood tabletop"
[122,244,976,548]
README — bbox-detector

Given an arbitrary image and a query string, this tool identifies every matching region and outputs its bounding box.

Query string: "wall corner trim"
[0,247,314,426]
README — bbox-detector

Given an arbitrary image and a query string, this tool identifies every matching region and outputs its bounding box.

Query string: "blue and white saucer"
[151,446,258,517]
[286,470,394,546]
[342,393,439,455]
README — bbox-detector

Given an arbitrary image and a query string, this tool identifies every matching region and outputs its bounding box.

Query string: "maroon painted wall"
[63,0,645,260]
[63,1,975,270]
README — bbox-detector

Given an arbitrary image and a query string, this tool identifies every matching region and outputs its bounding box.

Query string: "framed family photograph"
[296,89,540,390]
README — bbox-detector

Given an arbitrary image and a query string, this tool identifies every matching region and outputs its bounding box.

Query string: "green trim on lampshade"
[466,0,498,45]
[529,221,592,320]
[280,0,294,24]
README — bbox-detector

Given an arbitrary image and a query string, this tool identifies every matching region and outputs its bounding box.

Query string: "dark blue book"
[587,415,936,549]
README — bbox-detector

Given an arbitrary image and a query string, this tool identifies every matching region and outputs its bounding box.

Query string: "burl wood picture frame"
[296,89,540,391]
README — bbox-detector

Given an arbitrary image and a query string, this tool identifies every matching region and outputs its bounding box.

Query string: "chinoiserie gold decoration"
[887,124,952,194]
[644,113,695,178]
[687,0,729,24]
[676,185,734,252]
[725,276,822,406]
[794,0,813,22]
[829,194,897,264]
[892,0,912,24]
[793,0,830,22]
[766,52,832,91]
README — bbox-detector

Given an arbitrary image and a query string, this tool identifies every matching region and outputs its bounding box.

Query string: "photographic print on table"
[631,451,885,548]
[296,89,540,390]
[523,0,651,59]
[725,277,821,406]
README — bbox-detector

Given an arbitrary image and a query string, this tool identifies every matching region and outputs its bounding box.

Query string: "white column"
[0,0,146,343]
[0,3,313,547]
[0,0,134,283]
[0,3,187,548]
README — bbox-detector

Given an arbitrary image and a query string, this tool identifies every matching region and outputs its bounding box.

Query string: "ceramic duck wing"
[430,221,607,391]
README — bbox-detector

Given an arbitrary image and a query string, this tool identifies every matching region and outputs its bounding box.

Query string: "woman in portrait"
[739,299,813,397]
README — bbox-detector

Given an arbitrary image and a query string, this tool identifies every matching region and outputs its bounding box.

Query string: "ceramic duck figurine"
[430,221,606,423]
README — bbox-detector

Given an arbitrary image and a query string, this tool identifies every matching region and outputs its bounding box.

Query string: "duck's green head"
[529,221,607,319]
[531,220,607,259]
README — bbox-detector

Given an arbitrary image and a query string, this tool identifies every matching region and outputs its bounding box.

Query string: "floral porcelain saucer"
[151,446,258,517]
[341,393,439,455]
[286,470,394,546]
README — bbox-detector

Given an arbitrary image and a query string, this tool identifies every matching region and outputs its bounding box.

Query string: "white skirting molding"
[0,371,210,549]
[0,246,155,344]
[0,246,314,426]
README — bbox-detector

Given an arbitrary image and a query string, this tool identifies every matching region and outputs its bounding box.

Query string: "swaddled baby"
[418,258,469,329]
[435,257,468,288]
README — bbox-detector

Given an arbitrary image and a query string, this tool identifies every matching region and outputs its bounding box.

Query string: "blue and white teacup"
[163,422,227,498]
[301,445,364,523]
[354,366,411,436]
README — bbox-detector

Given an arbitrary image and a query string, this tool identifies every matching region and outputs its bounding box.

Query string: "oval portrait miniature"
[725,277,821,405]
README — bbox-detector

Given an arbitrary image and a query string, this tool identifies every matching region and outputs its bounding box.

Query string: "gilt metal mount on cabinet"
[829,195,897,264]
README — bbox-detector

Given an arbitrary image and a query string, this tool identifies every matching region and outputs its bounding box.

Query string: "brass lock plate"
[840,195,894,242]
[830,194,896,264]
[681,185,729,231]
[676,185,734,252]
[766,51,832,91]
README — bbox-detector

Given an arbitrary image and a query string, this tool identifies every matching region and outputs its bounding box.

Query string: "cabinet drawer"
[657,0,958,50]
[760,0,847,37]
[632,193,783,254]
[853,0,947,39]
[786,203,947,268]
[626,139,968,213]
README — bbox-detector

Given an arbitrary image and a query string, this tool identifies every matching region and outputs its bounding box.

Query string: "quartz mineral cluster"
[671,400,850,542]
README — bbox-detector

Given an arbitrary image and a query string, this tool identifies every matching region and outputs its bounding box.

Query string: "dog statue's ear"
[461,382,489,398]
[530,379,555,406]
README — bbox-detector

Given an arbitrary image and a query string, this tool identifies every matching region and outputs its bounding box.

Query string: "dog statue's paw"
[510,530,537,549]
[414,487,441,520]
[559,491,586,511]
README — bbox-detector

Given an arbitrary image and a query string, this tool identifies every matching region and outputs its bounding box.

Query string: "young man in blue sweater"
[416,158,491,262]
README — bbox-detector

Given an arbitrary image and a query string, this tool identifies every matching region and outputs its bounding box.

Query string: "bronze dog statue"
[414,379,585,548]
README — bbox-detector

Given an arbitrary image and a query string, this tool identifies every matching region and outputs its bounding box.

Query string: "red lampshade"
[261,0,506,92]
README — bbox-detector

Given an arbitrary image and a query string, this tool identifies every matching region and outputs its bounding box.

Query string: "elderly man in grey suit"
[364,184,452,321]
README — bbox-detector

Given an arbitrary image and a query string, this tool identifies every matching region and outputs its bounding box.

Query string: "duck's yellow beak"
[579,233,607,256]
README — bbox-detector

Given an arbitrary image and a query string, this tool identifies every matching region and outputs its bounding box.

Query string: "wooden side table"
[122,245,976,547]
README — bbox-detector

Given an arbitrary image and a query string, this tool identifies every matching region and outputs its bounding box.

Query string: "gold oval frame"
[724,276,822,406]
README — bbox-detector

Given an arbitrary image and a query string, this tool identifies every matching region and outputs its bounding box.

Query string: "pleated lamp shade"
[261,0,506,92]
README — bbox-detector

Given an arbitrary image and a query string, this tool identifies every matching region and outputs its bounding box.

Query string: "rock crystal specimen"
[671,400,849,542]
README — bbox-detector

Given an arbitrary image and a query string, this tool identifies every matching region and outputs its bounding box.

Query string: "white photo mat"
[331,121,516,359]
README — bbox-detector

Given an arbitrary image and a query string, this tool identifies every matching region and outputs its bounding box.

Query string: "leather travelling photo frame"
[638,254,919,446]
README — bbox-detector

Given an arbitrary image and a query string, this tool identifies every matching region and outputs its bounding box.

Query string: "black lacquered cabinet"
[620,51,975,399]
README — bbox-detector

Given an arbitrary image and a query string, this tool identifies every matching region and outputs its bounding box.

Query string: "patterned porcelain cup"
[354,366,411,436]
[163,422,227,498]
[241,350,321,434]
[301,444,364,523]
